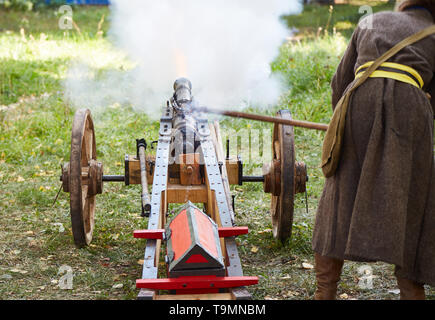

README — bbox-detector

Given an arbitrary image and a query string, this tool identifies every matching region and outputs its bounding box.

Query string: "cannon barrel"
[173,77,192,105]
[170,78,200,163]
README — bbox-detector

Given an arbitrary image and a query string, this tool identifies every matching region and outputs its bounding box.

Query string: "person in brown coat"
[313,0,435,300]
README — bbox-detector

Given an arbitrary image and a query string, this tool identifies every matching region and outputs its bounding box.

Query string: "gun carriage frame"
[60,78,321,300]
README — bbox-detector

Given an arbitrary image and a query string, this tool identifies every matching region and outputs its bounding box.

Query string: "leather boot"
[396,276,426,300]
[314,253,344,300]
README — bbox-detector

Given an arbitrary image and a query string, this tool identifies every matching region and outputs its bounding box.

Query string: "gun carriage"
[60,78,327,300]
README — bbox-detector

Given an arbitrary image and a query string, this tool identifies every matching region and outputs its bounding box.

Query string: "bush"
[0,0,67,10]
[0,0,33,10]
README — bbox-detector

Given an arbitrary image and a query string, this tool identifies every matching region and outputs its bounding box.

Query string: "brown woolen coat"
[312,9,435,285]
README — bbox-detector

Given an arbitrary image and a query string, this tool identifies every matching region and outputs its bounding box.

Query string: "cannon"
[60,78,326,300]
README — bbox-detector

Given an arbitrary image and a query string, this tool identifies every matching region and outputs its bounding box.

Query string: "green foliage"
[282,2,395,39]
[0,0,34,11]
[0,0,66,11]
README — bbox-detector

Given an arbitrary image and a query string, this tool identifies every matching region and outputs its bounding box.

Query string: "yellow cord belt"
[355,61,424,89]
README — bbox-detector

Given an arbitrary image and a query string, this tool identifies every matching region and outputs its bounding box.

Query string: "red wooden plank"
[134,226,248,239]
[218,226,248,238]
[136,276,258,290]
[134,229,165,240]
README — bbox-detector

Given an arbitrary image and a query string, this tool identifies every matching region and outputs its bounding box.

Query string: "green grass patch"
[283,2,395,38]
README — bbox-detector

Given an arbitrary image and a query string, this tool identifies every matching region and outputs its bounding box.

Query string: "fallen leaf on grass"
[137,260,144,265]
[52,223,65,233]
[112,283,123,289]
[257,229,272,234]
[250,246,259,253]
[339,293,349,299]
[10,269,28,274]
[283,290,300,297]
[301,262,314,270]
[388,289,400,295]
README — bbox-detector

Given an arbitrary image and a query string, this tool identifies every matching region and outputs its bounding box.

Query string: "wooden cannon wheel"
[67,109,102,248]
[264,110,295,242]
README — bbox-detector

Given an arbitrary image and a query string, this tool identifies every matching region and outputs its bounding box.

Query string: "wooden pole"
[195,107,329,131]
[139,145,151,217]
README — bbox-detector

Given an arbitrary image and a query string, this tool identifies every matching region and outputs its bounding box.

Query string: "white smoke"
[64,0,302,117]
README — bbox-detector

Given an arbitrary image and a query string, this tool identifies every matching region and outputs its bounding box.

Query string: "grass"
[1,2,434,300]
[282,1,395,38]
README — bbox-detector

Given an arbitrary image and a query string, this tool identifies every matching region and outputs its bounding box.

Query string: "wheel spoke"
[274,139,280,161]
[81,135,89,167]
[81,185,89,230]
[85,121,93,161]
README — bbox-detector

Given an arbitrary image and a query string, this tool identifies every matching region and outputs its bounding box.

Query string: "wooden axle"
[62,158,300,195]
[62,154,305,200]
[196,107,329,131]
[124,155,260,186]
